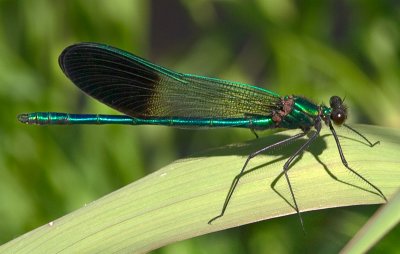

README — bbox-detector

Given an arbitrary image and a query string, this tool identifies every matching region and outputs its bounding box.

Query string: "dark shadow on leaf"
[271,164,297,211]
[336,134,380,147]
[314,134,384,198]
[191,130,383,221]
[199,131,328,214]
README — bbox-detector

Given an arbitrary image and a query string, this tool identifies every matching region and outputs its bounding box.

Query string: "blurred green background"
[0,0,399,253]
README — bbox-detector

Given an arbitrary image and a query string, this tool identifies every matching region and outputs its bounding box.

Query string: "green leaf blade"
[1,125,399,253]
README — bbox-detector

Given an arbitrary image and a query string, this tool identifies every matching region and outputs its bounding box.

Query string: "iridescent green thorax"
[276,96,321,131]
[320,105,332,124]
[292,96,320,116]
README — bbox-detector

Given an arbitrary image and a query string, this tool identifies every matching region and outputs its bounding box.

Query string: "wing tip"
[58,42,105,74]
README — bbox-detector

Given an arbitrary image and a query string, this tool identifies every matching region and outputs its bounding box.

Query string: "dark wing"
[59,42,281,118]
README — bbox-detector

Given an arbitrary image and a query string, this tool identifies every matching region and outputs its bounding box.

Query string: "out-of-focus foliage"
[0,0,398,253]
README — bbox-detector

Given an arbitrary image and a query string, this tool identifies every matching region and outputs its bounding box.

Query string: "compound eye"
[331,110,346,125]
[330,96,342,108]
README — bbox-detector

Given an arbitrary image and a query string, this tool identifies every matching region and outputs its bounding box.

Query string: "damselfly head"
[329,96,347,125]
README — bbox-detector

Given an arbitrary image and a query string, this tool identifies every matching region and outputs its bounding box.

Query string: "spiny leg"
[277,121,322,231]
[343,124,379,147]
[245,113,260,139]
[245,113,277,140]
[208,132,307,225]
[250,128,259,139]
[329,123,387,201]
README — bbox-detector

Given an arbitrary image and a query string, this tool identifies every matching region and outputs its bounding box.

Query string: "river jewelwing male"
[18,42,387,228]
